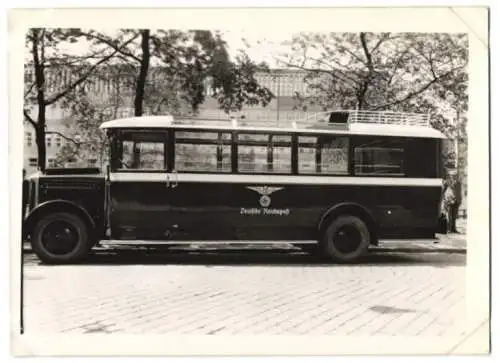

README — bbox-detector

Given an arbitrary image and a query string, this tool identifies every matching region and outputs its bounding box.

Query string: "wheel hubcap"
[41,220,79,256]
[333,225,362,254]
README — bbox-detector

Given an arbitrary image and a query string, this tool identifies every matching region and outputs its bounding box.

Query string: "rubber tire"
[31,212,92,264]
[321,215,371,263]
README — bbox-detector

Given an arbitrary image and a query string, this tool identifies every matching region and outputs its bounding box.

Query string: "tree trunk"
[32,29,47,172]
[356,80,369,110]
[449,108,466,233]
[134,29,150,117]
[35,115,47,172]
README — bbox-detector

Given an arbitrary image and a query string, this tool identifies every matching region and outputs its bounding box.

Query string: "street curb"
[370,247,466,254]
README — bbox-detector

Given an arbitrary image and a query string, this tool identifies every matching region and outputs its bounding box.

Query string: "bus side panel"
[165,181,443,241]
[109,178,175,240]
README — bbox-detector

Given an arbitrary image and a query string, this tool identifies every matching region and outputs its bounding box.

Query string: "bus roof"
[99,112,447,139]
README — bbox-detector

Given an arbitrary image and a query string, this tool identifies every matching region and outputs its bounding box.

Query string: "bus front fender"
[23,200,96,241]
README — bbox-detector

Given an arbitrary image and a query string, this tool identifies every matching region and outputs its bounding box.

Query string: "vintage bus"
[22,110,448,264]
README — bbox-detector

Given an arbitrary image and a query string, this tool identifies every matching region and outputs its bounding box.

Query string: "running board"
[99,240,318,246]
[98,239,438,248]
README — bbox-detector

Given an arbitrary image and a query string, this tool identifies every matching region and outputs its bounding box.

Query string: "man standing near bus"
[442,177,457,233]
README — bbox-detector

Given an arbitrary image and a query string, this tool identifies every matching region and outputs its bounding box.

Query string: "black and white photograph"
[9,6,489,356]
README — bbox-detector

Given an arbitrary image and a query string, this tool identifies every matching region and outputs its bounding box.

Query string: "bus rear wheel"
[321,215,370,263]
[31,212,93,264]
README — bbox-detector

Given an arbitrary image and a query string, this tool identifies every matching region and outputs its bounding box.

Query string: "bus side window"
[297,136,348,175]
[175,131,231,173]
[113,131,168,171]
[237,133,292,174]
[122,141,165,170]
[353,137,406,176]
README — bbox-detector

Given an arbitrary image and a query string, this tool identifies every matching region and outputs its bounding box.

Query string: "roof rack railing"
[300,110,431,127]
[171,109,431,129]
[173,116,310,129]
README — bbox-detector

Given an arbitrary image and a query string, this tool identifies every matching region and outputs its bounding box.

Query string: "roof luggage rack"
[176,110,431,129]
[300,110,431,127]
[100,110,432,131]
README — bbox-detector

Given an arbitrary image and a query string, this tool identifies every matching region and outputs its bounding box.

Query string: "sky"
[218,29,294,67]
[26,29,291,69]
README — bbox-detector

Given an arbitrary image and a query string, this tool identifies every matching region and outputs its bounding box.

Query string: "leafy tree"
[23,28,139,171]
[81,29,274,116]
[52,95,111,168]
[278,32,467,112]
[433,70,468,232]
[53,29,274,166]
[211,52,275,113]
[279,31,468,228]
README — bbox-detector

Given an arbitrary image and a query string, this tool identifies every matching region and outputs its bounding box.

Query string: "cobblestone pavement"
[21,250,466,336]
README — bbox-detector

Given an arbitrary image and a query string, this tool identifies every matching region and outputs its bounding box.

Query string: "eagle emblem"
[245,186,284,207]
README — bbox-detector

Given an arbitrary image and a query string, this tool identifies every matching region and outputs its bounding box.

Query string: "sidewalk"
[373,233,467,254]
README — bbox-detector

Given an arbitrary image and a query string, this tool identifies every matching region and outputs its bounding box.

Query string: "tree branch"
[44,33,140,106]
[302,56,362,86]
[338,44,366,65]
[44,46,116,68]
[32,29,45,107]
[24,82,36,98]
[385,47,411,87]
[40,29,46,65]
[23,109,37,129]
[274,56,360,88]
[360,32,374,72]
[374,66,464,110]
[45,130,81,146]
[81,31,142,63]
[371,33,398,53]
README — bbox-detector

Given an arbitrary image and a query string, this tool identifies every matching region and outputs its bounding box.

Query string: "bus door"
[108,130,174,240]
[158,130,235,240]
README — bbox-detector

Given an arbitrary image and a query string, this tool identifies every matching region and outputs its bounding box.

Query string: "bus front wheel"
[321,215,371,263]
[31,212,93,264]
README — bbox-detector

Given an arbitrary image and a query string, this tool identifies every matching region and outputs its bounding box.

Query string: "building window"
[55,137,62,148]
[25,132,32,147]
[28,158,37,167]
[46,136,52,147]
[88,158,97,165]
[354,138,405,176]
[118,108,132,118]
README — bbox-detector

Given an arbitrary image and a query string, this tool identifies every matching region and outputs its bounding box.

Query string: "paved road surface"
[21,250,466,336]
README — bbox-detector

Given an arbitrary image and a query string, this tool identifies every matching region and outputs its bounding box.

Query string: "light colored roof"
[99,115,446,139]
[100,116,175,129]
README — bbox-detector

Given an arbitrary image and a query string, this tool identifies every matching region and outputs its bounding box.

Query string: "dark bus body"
[22,113,447,264]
